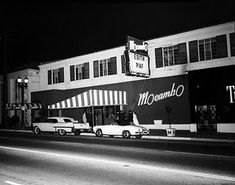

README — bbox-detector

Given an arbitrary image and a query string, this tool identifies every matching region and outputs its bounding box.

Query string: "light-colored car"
[32,117,91,136]
[92,122,150,139]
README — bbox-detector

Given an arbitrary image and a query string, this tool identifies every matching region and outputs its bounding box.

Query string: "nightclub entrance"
[195,105,217,132]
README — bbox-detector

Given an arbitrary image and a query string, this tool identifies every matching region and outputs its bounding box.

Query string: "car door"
[102,123,120,135]
[41,118,57,132]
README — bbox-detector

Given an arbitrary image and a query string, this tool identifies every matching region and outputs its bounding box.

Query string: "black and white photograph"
[1,1,235,185]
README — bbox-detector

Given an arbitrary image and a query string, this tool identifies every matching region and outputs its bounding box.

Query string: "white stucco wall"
[38,22,235,92]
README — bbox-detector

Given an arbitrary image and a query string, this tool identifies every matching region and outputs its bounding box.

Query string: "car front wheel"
[33,126,41,135]
[122,130,130,139]
[95,129,103,137]
[58,129,67,136]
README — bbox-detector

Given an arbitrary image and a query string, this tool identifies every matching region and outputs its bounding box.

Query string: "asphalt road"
[0,131,235,185]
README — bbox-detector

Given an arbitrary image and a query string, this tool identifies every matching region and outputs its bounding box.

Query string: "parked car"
[92,122,150,139]
[32,117,91,136]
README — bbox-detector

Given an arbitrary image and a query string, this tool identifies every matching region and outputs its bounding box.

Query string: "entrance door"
[195,105,217,132]
[94,107,104,126]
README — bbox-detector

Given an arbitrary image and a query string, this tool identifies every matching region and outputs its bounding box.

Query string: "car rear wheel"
[122,130,130,139]
[33,126,41,135]
[96,129,103,137]
[58,129,67,136]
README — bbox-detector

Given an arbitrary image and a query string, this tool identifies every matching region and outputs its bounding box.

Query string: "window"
[178,43,187,64]
[189,34,228,63]
[155,48,163,68]
[47,119,58,123]
[216,34,227,58]
[93,57,117,78]
[121,55,126,73]
[70,65,75,81]
[198,38,216,61]
[70,62,89,81]
[48,70,52,85]
[48,67,64,85]
[230,32,235,56]
[189,40,199,62]
[162,43,186,67]
[63,119,72,122]
[155,43,187,68]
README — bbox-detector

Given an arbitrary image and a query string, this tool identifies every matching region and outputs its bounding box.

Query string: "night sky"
[1,1,234,74]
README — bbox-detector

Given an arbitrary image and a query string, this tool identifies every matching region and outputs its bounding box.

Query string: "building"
[32,21,235,133]
[0,68,41,128]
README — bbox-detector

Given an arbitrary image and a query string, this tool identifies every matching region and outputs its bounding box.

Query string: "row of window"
[48,32,235,85]
[155,33,235,68]
[48,57,118,85]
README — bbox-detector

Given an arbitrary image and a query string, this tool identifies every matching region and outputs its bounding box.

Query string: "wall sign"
[226,85,235,103]
[124,36,150,77]
[127,51,150,76]
[138,83,185,106]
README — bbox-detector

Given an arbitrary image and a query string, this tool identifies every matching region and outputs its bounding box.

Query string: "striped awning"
[48,89,127,109]
[6,103,42,110]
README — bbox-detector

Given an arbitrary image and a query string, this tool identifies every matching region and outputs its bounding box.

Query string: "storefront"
[32,74,191,127]
[188,65,235,132]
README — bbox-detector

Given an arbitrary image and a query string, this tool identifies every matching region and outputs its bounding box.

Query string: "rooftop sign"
[124,36,150,77]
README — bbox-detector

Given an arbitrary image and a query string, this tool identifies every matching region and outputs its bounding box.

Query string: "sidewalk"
[147,129,235,143]
[1,126,235,143]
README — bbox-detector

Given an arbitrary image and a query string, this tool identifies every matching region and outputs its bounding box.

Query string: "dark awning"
[6,103,42,110]
[48,89,127,109]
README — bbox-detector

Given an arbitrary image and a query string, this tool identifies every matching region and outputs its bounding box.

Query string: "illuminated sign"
[138,83,185,106]
[127,51,150,77]
[226,85,235,103]
[124,36,150,77]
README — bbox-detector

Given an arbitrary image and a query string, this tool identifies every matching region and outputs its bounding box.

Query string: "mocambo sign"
[138,83,185,106]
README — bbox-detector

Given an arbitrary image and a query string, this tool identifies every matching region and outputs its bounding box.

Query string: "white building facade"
[32,22,235,133]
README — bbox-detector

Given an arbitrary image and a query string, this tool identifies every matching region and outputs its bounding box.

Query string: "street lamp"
[16,76,28,129]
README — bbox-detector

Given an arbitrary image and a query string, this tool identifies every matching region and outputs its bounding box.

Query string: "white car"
[32,117,91,136]
[92,122,150,139]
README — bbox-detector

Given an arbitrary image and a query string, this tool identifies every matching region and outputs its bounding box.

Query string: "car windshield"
[112,122,135,126]
[63,119,73,122]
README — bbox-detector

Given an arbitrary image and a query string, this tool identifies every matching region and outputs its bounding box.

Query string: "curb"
[1,129,235,143]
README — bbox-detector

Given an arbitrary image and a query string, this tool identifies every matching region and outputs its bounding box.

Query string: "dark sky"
[1,1,234,74]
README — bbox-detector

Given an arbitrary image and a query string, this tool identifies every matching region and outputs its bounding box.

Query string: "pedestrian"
[128,110,133,124]
[82,110,87,124]
[132,111,139,126]
[108,112,116,124]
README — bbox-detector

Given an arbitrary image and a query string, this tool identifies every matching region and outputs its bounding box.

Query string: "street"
[0,130,235,185]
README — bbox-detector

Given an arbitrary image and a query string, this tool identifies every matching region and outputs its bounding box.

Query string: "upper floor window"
[121,55,126,73]
[70,62,89,81]
[155,42,187,68]
[189,34,228,63]
[230,32,235,56]
[198,38,216,61]
[93,57,117,78]
[48,67,64,85]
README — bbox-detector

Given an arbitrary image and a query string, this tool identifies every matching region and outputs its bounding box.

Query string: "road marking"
[5,181,22,185]
[1,145,235,182]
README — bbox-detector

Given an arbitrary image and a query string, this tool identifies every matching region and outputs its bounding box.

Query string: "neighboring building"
[32,21,235,133]
[0,68,41,128]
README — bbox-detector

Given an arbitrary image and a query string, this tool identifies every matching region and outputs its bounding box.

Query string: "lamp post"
[16,76,28,129]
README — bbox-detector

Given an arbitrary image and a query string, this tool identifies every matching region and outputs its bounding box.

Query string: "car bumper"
[134,131,150,135]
